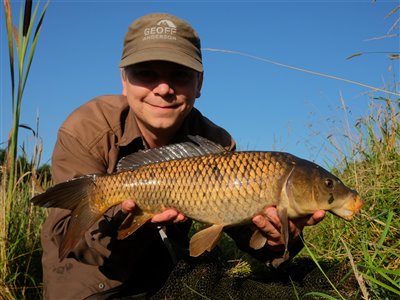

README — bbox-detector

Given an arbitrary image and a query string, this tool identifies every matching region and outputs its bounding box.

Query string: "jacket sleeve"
[44,129,122,266]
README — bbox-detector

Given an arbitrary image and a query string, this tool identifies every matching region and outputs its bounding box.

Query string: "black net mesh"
[149,254,360,300]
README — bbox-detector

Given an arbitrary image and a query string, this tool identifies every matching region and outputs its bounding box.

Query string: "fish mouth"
[331,194,364,221]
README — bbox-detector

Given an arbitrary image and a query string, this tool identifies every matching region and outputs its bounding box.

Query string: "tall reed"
[1,0,49,298]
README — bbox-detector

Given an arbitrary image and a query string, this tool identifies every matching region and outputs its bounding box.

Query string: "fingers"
[306,210,326,226]
[262,206,281,225]
[121,200,186,224]
[292,210,326,231]
[253,217,282,247]
[252,209,283,247]
[151,209,186,224]
[252,215,280,238]
[121,199,136,213]
[252,206,324,248]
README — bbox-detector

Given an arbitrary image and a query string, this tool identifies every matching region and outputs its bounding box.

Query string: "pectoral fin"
[189,224,224,257]
[278,207,289,251]
[117,210,154,240]
[271,207,290,268]
[249,230,267,250]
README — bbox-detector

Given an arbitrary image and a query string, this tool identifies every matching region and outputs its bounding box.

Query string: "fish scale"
[31,136,363,263]
[92,152,292,225]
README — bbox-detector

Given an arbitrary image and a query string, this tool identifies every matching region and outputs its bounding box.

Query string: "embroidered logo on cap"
[156,19,177,28]
[143,19,177,41]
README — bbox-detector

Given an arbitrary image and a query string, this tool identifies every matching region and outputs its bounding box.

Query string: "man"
[41,13,325,299]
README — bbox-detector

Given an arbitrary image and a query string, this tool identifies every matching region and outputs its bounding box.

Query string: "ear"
[195,72,203,98]
[121,69,128,96]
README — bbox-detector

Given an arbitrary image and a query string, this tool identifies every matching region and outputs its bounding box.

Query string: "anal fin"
[117,210,154,240]
[189,224,224,257]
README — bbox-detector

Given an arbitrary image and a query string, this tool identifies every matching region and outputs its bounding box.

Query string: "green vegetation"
[1,1,49,298]
[302,97,400,299]
[0,149,49,299]
[1,1,398,299]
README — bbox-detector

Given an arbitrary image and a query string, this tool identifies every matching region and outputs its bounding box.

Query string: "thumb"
[121,199,136,214]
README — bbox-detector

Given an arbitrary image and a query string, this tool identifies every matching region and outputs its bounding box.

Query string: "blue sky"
[1,1,399,168]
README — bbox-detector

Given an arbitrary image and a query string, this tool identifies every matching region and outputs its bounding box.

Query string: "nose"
[153,81,174,97]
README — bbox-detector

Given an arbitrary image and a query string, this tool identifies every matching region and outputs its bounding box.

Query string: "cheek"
[178,98,196,119]
[184,97,196,110]
[124,82,148,102]
[178,79,201,100]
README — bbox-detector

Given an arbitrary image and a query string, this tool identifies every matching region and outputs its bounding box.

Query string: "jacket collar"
[119,105,142,147]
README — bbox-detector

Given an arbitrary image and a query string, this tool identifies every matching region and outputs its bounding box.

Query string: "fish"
[31,136,363,266]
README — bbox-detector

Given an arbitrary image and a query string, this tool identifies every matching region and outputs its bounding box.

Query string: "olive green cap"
[119,13,203,72]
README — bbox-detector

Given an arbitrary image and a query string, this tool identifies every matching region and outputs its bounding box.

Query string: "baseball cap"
[119,13,203,72]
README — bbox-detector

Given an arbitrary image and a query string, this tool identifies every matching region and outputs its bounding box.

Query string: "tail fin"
[31,175,104,260]
[31,175,95,209]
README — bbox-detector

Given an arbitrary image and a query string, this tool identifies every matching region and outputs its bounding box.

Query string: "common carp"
[31,136,363,265]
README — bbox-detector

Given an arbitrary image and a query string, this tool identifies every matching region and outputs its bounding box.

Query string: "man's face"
[122,61,203,137]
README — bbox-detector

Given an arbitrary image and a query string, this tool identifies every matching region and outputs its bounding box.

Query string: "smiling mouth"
[146,102,180,109]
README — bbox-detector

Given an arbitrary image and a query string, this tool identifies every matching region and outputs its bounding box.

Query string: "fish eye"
[325,178,334,189]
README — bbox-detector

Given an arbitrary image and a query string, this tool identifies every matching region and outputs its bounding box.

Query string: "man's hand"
[252,206,325,248]
[121,199,186,224]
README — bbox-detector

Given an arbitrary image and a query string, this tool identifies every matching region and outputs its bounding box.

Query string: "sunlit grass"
[302,96,400,299]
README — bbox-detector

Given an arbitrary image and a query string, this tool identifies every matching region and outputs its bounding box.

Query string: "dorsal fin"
[117,135,226,171]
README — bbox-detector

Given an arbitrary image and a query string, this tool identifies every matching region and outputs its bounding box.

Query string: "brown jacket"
[41,95,235,299]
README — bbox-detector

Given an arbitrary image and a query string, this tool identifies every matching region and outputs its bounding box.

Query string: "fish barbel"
[31,136,363,265]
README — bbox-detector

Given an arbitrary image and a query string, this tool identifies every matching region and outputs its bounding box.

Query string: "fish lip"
[330,194,364,221]
[330,210,354,221]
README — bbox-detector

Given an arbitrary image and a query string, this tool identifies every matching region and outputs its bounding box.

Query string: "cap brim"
[119,48,203,72]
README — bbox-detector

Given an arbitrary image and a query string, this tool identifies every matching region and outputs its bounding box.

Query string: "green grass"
[300,97,400,299]
[1,151,50,299]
